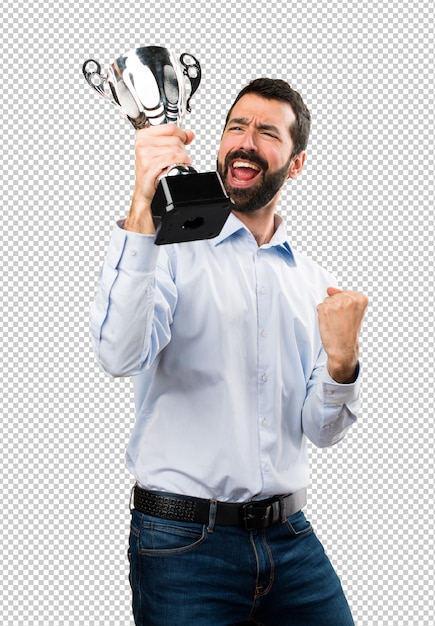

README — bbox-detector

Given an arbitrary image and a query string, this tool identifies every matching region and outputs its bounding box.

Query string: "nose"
[237,128,258,153]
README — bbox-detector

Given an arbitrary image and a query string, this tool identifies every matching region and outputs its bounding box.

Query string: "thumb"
[326,286,342,297]
[184,130,195,145]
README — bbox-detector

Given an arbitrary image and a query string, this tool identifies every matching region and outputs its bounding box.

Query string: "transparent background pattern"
[2,1,434,624]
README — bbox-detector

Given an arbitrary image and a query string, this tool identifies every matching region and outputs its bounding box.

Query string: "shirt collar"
[212,212,247,244]
[212,212,296,266]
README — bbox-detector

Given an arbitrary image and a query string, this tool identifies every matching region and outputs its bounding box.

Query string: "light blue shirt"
[91,213,360,502]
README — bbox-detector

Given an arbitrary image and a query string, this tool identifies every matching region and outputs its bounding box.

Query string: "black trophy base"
[151,171,233,245]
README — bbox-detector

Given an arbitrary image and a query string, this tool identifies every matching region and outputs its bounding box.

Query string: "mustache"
[224,150,268,172]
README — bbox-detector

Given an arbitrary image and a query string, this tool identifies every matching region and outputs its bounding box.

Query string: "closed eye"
[262,131,278,138]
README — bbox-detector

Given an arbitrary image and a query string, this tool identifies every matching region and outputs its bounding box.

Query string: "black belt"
[133,485,307,531]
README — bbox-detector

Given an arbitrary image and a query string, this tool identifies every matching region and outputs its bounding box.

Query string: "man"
[91,78,368,625]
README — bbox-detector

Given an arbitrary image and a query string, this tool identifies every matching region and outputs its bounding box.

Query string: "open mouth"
[229,160,262,185]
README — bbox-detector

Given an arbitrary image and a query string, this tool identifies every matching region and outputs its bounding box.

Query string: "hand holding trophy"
[82,46,232,244]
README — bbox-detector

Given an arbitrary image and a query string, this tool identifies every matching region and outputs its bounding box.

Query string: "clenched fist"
[317,287,368,383]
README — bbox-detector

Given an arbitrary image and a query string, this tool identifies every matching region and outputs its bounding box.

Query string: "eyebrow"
[227,117,281,135]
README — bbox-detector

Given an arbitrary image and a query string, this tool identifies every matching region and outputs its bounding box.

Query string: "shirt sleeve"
[90,222,177,377]
[302,350,361,448]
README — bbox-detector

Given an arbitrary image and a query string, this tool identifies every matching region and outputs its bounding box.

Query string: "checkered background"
[2,1,434,624]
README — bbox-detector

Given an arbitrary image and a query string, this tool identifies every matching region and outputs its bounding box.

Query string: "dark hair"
[224,78,311,159]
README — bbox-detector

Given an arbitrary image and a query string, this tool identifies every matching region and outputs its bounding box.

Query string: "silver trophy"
[82,46,232,244]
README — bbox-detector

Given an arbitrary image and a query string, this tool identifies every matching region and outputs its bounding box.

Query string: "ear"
[288,151,307,179]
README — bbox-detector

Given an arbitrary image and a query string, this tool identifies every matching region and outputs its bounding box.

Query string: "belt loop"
[207,499,218,533]
[279,495,287,523]
[129,483,137,513]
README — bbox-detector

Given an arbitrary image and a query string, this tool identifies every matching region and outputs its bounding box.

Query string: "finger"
[136,128,194,155]
[184,130,195,145]
[143,125,194,142]
[154,126,194,145]
[326,286,342,297]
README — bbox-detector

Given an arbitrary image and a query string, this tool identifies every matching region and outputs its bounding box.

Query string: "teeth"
[233,161,260,171]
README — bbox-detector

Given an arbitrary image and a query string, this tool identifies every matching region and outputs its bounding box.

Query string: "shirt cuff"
[321,363,361,405]
[105,220,160,272]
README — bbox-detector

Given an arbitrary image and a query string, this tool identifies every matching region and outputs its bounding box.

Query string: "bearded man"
[91,78,368,625]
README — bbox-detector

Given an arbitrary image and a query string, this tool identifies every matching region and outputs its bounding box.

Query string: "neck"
[232,207,276,247]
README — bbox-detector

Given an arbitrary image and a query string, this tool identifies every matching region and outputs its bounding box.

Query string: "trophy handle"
[180,53,201,112]
[82,59,112,101]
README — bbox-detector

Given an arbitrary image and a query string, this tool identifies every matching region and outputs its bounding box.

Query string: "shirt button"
[326,390,334,396]
[260,287,266,295]
[261,330,267,338]
[261,419,268,427]
[129,248,137,256]
[264,464,271,472]
[261,374,268,382]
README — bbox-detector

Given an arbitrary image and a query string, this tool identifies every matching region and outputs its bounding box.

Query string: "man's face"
[217,94,298,213]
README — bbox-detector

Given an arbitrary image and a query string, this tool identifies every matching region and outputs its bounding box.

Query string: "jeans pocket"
[132,512,207,556]
[285,510,314,538]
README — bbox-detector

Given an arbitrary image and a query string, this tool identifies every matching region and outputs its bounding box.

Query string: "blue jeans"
[128,508,354,625]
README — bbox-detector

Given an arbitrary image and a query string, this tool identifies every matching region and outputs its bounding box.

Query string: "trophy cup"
[82,46,232,244]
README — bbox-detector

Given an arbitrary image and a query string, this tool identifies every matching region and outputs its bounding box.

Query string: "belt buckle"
[242,502,272,531]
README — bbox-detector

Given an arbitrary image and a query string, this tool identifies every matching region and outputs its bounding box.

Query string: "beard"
[217,150,292,213]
